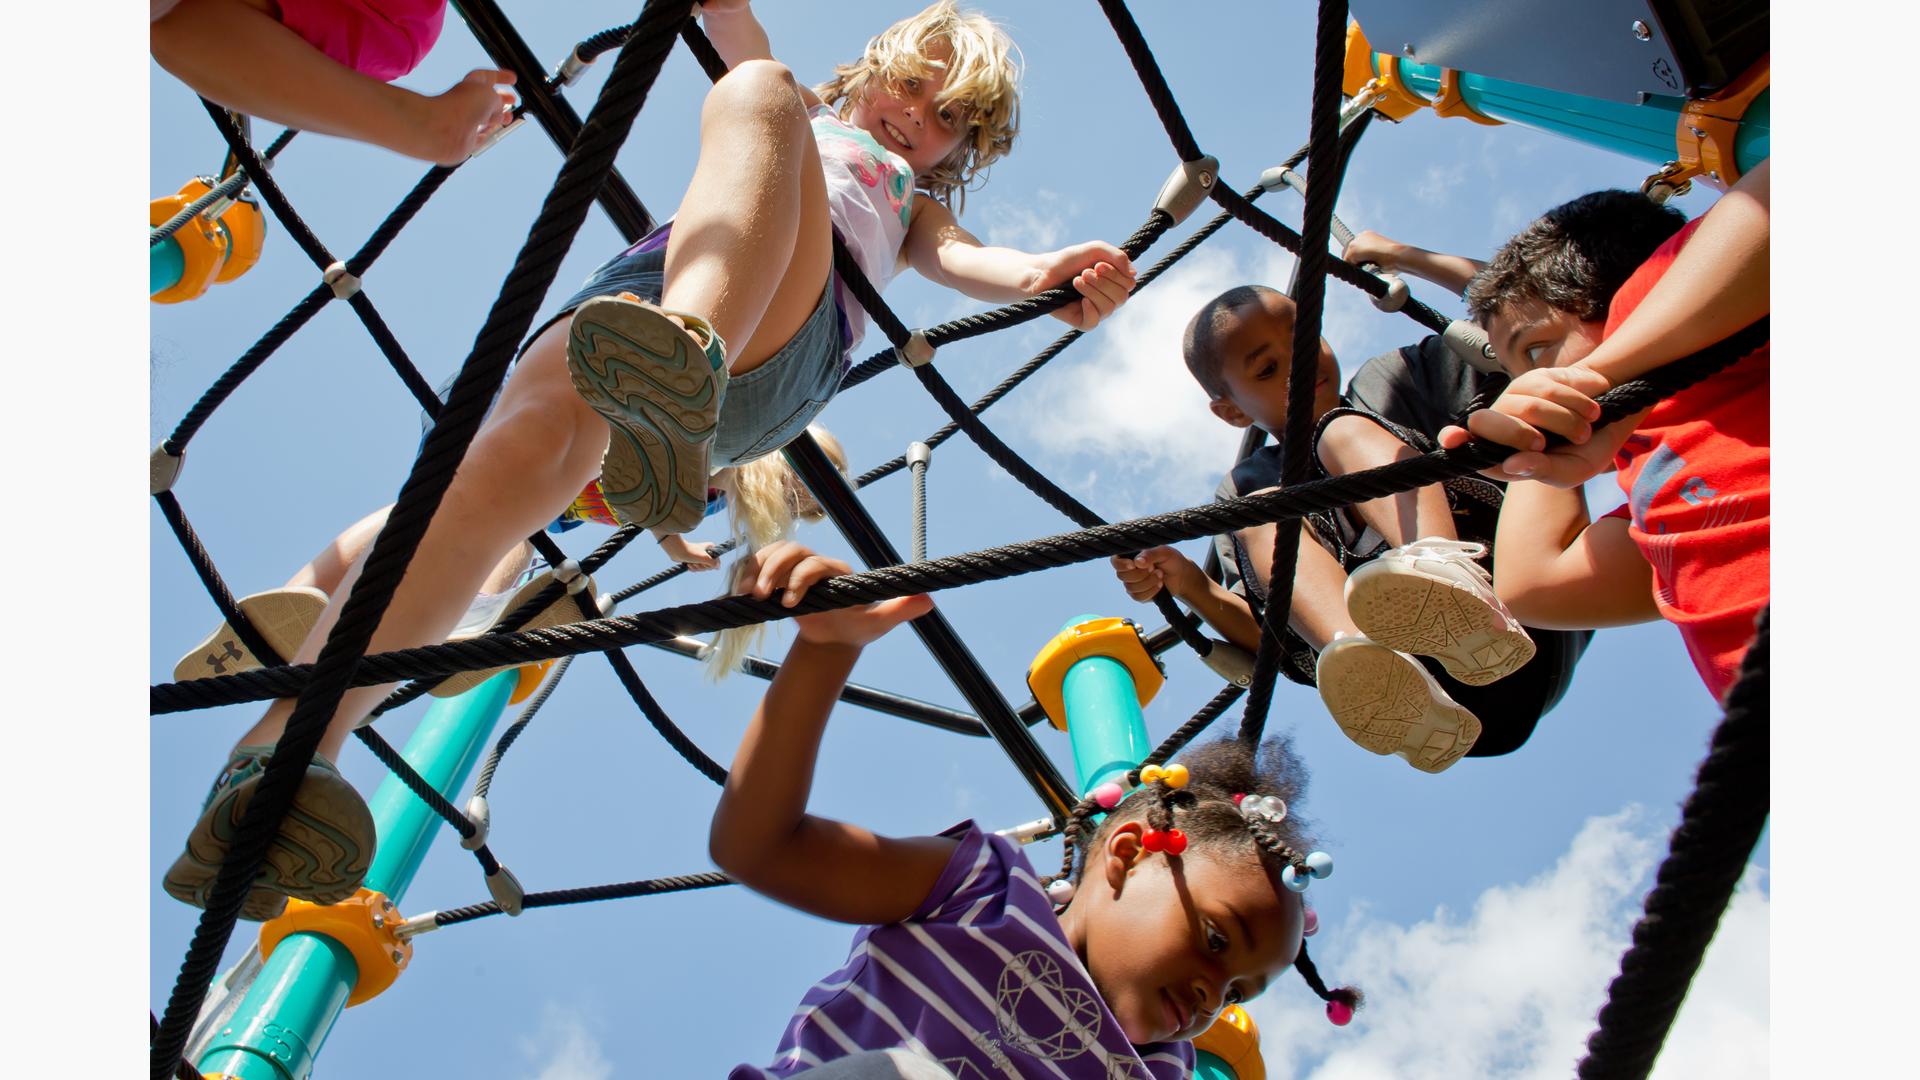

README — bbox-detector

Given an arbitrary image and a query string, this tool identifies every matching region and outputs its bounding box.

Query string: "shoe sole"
[566,298,723,535]
[1317,641,1481,774]
[1346,570,1535,687]
[162,764,375,921]
[174,587,329,683]
[430,573,597,698]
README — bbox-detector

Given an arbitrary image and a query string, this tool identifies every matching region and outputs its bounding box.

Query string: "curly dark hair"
[1052,735,1361,1014]
[1466,190,1687,325]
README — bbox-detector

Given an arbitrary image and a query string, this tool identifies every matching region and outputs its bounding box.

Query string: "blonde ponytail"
[703,426,849,678]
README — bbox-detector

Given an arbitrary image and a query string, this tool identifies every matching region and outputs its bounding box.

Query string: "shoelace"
[1391,537,1494,587]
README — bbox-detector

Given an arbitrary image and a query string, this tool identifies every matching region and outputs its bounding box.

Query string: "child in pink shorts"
[152,0,516,165]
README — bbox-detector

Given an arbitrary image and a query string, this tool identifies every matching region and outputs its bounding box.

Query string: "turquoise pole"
[195,672,519,1080]
[1055,615,1151,797]
[1194,1050,1237,1080]
[1387,58,1769,176]
[152,236,185,296]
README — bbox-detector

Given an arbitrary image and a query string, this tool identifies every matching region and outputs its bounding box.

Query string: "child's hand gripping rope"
[737,541,933,648]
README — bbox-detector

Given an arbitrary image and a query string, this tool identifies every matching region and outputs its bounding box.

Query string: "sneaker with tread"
[566,294,727,534]
[1345,538,1535,687]
[1316,634,1482,773]
[174,586,330,683]
[163,746,376,921]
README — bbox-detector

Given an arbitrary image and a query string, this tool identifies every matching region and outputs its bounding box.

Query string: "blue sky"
[69,0,1890,1075]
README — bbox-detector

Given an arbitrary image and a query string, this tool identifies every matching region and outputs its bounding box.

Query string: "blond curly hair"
[814,1,1021,215]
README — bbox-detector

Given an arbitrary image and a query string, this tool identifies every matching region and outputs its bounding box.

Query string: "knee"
[702,59,805,128]
[1317,414,1410,476]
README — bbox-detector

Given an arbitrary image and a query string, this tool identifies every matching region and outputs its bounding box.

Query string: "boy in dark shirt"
[1114,279,1592,773]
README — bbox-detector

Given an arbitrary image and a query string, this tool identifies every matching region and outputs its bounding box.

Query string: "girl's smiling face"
[1059,821,1306,1045]
[845,43,971,177]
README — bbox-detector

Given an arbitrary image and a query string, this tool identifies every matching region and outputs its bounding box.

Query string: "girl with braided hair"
[712,542,1357,1079]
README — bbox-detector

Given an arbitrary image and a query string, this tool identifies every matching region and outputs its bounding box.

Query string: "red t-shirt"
[1603,218,1770,700]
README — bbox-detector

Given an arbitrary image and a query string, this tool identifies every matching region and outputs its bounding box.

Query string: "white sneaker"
[174,586,330,682]
[1345,538,1534,687]
[1316,634,1481,773]
[429,568,599,698]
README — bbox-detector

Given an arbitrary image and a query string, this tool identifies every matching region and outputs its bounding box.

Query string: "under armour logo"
[1678,477,1719,505]
[205,640,245,674]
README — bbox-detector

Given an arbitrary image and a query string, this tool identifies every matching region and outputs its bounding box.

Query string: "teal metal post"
[153,236,186,296]
[1194,1051,1238,1079]
[1382,58,1769,175]
[1055,615,1152,798]
[194,672,518,1080]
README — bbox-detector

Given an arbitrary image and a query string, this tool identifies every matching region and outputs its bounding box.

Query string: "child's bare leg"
[235,320,606,760]
[661,60,833,376]
[1316,414,1458,547]
[1236,521,1360,651]
[150,0,512,165]
[287,505,530,597]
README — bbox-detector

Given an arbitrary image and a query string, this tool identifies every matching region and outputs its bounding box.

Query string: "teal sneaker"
[162,746,376,921]
[566,294,727,535]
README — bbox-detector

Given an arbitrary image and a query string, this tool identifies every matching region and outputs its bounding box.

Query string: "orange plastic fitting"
[1673,55,1768,189]
[1026,617,1164,732]
[1342,20,1425,122]
[151,178,266,304]
[1192,1004,1265,1080]
[258,888,412,1007]
[509,658,558,704]
[1433,69,1502,126]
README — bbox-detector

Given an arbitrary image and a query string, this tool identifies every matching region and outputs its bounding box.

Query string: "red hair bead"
[1326,999,1354,1026]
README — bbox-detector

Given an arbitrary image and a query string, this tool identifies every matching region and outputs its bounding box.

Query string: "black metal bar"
[784,432,1076,822]
[641,636,992,737]
[450,0,655,241]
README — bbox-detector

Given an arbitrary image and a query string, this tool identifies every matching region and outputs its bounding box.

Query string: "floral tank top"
[810,104,914,356]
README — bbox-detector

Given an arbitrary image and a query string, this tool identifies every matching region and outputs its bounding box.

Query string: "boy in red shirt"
[1443,160,1769,700]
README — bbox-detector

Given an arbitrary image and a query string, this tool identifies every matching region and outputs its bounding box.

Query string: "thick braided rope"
[149,9,692,1075]
[149,319,1761,713]
[1093,0,1206,162]
[353,724,477,840]
[154,490,288,672]
[150,129,297,246]
[1577,609,1770,1078]
[1238,0,1350,746]
[432,872,734,927]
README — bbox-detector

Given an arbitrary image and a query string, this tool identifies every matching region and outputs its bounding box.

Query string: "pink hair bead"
[1091,781,1125,809]
[1326,999,1354,1026]
[1302,906,1319,937]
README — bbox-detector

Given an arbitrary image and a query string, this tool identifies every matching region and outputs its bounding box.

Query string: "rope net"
[149,3,1768,1078]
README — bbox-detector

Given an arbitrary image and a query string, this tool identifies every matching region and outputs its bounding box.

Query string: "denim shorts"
[531,244,848,469]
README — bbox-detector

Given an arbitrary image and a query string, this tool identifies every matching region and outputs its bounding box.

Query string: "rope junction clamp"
[1370,271,1409,312]
[487,864,527,916]
[462,795,491,851]
[322,261,362,300]
[554,559,590,593]
[1442,319,1501,375]
[1642,160,1694,205]
[151,445,185,496]
[1152,155,1220,227]
[258,889,412,1007]
[1199,639,1256,688]
[555,49,592,86]
[895,330,935,369]
[907,441,932,469]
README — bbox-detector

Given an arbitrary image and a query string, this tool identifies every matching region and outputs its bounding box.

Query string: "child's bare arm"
[1342,230,1485,296]
[902,197,1137,329]
[1492,481,1658,629]
[707,543,949,925]
[1111,547,1263,652]
[698,1,825,106]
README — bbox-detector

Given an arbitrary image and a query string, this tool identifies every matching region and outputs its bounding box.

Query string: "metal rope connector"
[1152,155,1220,227]
[1442,319,1502,375]
[1199,639,1256,687]
[895,330,935,369]
[995,816,1058,845]
[322,261,362,299]
[1370,272,1410,313]
[553,559,590,594]
[393,912,440,941]
[486,863,526,916]
[460,795,491,851]
[151,444,185,495]
[555,49,592,87]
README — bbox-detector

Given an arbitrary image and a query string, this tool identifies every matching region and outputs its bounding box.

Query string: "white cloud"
[983,187,1076,252]
[1008,244,1303,512]
[1246,808,1769,1080]
[1412,163,1471,208]
[521,1004,614,1080]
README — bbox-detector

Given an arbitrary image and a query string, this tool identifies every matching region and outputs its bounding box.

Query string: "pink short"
[278,0,446,82]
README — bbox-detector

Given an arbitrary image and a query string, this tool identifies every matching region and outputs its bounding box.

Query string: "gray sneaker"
[566,294,728,534]
[1316,634,1482,773]
[163,746,375,920]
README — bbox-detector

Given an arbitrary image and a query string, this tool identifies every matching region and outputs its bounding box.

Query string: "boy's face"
[1207,300,1343,435]
[1484,297,1606,375]
[1068,823,1304,1045]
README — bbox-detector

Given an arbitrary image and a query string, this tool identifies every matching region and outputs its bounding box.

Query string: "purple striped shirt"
[731,823,1195,1079]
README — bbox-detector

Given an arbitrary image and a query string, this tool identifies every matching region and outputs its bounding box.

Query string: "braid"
[1293,938,1363,1011]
